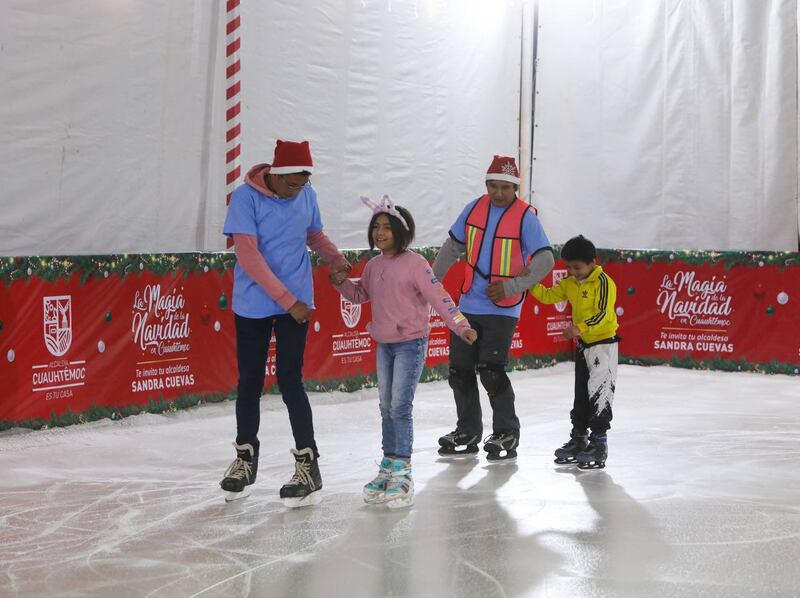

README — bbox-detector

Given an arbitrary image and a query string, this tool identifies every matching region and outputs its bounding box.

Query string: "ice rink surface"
[1,363,799,598]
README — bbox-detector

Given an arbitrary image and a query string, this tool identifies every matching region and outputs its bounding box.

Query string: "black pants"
[448,313,519,437]
[571,340,618,435]
[234,314,317,456]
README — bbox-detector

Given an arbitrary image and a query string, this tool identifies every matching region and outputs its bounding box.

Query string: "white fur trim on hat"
[485,172,519,184]
[270,165,314,175]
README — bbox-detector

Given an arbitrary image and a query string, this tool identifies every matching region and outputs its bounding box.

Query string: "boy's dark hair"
[560,235,596,263]
[367,205,415,252]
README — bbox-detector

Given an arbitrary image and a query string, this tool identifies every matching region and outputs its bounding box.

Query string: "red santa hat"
[485,155,520,185]
[270,139,314,175]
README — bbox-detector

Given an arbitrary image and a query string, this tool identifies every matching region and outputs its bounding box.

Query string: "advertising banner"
[599,250,800,373]
[0,255,238,424]
[1,249,798,428]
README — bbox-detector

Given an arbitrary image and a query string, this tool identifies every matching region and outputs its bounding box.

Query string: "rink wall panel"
[0,249,798,428]
[595,249,800,374]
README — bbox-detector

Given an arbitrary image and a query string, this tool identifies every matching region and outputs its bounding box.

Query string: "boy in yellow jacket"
[530,235,620,469]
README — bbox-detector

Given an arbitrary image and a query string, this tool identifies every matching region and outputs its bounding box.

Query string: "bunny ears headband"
[360,195,410,230]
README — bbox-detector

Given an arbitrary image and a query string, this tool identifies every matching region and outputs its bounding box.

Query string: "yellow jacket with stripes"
[529,265,618,344]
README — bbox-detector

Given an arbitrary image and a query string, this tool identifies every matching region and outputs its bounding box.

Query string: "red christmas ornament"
[753,283,765,299]
[200,304,211,325]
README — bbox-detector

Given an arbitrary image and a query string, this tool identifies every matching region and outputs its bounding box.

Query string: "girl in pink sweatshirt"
[331,196,477,509]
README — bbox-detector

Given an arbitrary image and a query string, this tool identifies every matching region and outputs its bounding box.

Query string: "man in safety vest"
[433,155,554,462]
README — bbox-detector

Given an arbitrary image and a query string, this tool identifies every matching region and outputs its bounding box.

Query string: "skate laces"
[288,459,313,486]
[373,458,392,479]
[367,471,390,487]
[224,457,252,480]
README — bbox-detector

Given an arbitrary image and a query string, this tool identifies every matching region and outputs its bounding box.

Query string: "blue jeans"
[376,337,428,460]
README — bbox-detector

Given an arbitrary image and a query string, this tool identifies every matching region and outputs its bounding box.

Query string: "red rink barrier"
[0,249,797,427]
[596,249,800,373]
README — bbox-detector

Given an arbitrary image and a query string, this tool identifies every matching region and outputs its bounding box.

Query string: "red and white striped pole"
[225,0,242,246]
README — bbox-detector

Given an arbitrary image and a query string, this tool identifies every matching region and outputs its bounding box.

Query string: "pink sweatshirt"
[335,250,472,344]
[233,164,348,309]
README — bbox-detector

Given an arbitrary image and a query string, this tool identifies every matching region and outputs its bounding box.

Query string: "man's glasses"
[279,175,310,190]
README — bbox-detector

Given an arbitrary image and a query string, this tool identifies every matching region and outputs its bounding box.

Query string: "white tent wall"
[4,1,799,255]
[0,0,226,256]
[0,0,524,256]
[237,0,523,250]
[531,0,799,251]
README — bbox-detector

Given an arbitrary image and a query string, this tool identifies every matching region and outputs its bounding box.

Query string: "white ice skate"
[384,460,414,509]
[363,457,393,504]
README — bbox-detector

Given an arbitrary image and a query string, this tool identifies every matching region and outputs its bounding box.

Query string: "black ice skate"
[280,447,322,508]
[220,442,258,502]
[483,432,519,463]
[554,430,589,465]
[437,429,480,458]
[576,434,608,470]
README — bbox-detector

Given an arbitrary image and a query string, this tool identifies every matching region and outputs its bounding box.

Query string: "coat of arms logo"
[552,269,569,313]
[43,295,73,357]
[340,280,362,328]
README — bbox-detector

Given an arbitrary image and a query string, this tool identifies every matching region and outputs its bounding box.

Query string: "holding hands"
[329,265,349,285]
[461,328,478,345]
[486,280,507,302]
[289,301,313,325]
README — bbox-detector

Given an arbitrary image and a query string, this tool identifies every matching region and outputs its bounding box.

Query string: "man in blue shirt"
[433,156,554,462]
[220,139,349,505]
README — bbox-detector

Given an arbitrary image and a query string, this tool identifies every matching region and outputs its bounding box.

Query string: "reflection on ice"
[1,364,799,597]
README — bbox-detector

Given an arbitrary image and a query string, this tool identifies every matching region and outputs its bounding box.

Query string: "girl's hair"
[367,205,415,253]
[560,234,596,263]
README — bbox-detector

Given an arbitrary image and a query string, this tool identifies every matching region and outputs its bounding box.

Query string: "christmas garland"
[596,248,800,270]
[1,253,236,287]
[622,354,799,376]
[4,246,798,288]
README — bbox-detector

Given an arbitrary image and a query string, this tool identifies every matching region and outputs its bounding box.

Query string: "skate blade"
[385,496,414,510]
[554,457,578,465]
[486,456,517,465]
[224,487,252,502]
[486,449,517,464]
[576,462,606,470]
[363,493,390,505]
[282,490,322,508]
[437,448,478,459]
